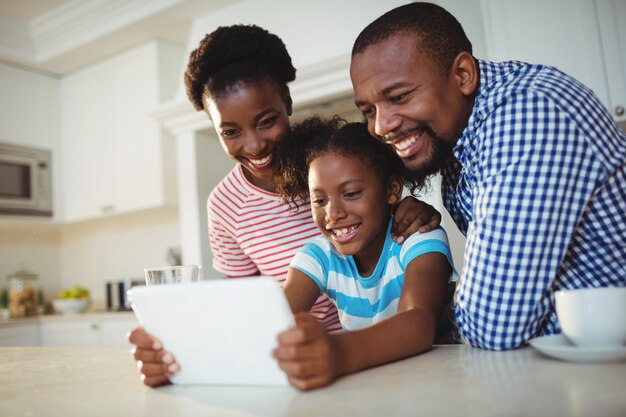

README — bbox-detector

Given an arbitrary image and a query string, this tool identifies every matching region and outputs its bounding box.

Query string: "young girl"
[129,24,441,387]
[272,116,456,391]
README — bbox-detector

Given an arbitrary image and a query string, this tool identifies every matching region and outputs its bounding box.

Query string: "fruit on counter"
[57,286,90,300]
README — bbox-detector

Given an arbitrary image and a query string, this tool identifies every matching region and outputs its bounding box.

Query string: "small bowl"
[52,298,91,315]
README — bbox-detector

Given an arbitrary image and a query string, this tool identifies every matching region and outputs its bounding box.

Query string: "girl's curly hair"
[184,24,296,111]
[273,115,419,204]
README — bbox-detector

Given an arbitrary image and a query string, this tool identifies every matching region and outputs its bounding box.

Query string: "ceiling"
[0,0,235,76]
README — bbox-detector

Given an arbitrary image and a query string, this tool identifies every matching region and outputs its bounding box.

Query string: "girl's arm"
[274,252,450,391]
[282,268,323,314]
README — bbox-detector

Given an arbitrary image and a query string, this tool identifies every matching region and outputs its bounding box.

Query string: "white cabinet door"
[60,41,180,223]
[0,323,40,346]
[595,0,626,125]
[40,315,138,347]
[480,0,611,114]
[61,65,115,221]
[40,321,102,346]
[99,317,138,347]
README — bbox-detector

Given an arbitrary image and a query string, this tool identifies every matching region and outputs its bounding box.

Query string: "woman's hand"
[128,326,179,387]
[392,196,441,243]
[273,313,341,391]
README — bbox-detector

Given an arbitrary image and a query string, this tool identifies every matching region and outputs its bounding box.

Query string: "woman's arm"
[274,252,450,391]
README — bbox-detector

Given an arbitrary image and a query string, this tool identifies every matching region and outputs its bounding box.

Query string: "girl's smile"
[327,223,361,244]
[308,152,399,275]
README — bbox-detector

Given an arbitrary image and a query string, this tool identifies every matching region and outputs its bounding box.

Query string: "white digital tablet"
[128,277,294,386]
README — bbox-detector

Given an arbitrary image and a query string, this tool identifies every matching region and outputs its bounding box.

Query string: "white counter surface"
[0,311,135,327]
[1,344,624,417]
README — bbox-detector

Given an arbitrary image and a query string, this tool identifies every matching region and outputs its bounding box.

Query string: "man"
[350,2,626,350]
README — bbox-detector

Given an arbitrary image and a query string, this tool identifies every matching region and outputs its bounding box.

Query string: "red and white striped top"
[208,164,341,332]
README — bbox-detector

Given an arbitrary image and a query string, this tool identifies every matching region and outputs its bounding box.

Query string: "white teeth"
[394,135,418,151]
[332,225,357,236]
[249,155,271,166]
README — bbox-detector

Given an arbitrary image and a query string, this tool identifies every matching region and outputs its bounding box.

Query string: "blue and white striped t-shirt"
[289,220,456,331]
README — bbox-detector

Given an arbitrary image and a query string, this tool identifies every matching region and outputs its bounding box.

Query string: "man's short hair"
[352,2,472,74]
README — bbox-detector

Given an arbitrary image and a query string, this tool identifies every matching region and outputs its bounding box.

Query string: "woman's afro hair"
[184,24,296,111]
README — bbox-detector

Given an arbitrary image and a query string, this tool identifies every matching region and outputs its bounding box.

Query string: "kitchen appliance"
[106,279,144,311]
[0,142,52,216]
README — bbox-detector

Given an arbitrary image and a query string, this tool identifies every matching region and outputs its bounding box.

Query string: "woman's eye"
[312,197,326,206]
[260,117,277,128]
[344,190,362,199]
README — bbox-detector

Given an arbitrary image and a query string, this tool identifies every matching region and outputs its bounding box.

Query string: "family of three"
[129,2,626,390]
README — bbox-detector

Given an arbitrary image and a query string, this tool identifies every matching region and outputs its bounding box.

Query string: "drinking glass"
[144,265,203,285]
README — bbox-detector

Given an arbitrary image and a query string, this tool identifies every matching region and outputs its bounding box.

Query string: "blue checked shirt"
[442,59,626,350]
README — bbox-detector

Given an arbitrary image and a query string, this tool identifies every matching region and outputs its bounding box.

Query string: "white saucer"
[529,334,626,363]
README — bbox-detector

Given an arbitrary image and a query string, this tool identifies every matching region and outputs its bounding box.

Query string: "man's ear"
[387,178,403,205]
[452,51,478,97]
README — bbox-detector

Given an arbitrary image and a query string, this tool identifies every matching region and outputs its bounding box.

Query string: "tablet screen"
[129,277,294,385]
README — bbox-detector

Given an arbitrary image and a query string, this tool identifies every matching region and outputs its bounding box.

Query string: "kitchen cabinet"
[595,0,626,125]
[0,321,40,346]
[480,0,625,126]
[40,320,101,346]
[0,313,138,347]
[60,41,181,222]
[39,314,138,347]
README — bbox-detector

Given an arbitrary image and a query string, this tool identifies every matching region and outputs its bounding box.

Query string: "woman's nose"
[244,132,265,156]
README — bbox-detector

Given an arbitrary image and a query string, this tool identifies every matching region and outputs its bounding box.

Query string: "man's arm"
[454,93,602,349]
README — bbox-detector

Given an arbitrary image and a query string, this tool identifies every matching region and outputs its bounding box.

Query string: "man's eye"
[390,93,407,103]
[361,107,375,118]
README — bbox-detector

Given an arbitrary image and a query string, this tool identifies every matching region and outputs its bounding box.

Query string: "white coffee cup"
[555,287,626,347]
[144,265,203,285]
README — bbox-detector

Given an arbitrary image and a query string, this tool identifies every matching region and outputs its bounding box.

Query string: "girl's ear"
[387,178,403,205]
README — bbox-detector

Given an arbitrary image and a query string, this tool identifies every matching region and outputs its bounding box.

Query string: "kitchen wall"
[0,227,60,302]
[59,208,180,310]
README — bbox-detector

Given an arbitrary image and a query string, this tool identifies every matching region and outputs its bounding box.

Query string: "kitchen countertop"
[0,311,136,327]
[1,345,624,417]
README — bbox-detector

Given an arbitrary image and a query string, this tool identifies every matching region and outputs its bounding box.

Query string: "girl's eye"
[312,197,327,206]
[221,129,239,138]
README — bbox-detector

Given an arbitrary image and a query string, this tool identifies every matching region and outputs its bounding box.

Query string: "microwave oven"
[0,142,53,216]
